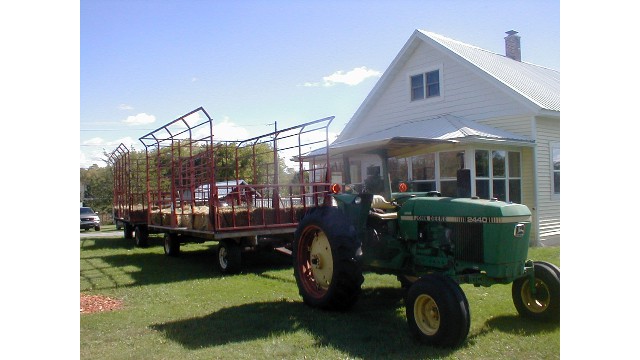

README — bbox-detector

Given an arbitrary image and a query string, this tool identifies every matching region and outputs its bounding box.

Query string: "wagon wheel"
[217,240,241,274]
[134,225,148,248]
[163,233,180,257]
[292,207,363,310]
[124,224,134,239]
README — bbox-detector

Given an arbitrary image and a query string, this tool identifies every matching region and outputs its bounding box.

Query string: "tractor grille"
[450,223,484,263]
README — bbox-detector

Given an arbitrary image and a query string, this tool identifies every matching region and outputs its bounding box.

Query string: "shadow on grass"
[81,236,294,290]
[80,234,166,251]
[469,314,560,341]
[81,236,137,250]
[150,287,456,359]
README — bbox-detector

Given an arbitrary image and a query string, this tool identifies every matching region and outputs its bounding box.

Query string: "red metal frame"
[136,107,334,234]
[108,143,148,225]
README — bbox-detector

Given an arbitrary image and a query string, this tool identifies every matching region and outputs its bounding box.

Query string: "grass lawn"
[80,233,560,359]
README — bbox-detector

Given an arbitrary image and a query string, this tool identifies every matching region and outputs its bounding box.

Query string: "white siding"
[477,116,533,139]
[346,42,535,138]
[520,146,537,244]
[535,116,560,245]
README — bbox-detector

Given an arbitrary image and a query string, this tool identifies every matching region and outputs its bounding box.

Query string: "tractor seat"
[371,195,396,210]
[371,195,398,220]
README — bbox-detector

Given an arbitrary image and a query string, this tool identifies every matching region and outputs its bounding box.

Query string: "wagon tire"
[124,224,134,239]
[217,240,241,274]
[512,262,560,321]
[134,225,149,248]
[406,274,470,348]
[292,207,363,311]
[163,233,180,257]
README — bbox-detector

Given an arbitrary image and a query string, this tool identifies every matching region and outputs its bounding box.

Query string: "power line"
[80,129,155,131]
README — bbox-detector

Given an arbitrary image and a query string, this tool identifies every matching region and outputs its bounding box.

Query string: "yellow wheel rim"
[309,231,333,290]
[520,278,551,313]
[414,294,440,335]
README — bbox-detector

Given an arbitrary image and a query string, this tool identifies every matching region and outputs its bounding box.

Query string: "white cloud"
[303,66,382,87]
[118,103,134,110]
[122,113,156,126]
[80,136,139,168]
[212,116,250,141]
[83,137,105,146]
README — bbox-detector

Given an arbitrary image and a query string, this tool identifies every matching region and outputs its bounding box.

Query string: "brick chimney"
[504,30,521,61]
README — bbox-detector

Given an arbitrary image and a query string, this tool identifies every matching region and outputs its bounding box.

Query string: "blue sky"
[79,0,560,168]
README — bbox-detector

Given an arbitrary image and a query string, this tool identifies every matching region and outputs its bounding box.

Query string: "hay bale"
[150,212,162,225]
[178,214,192,228]
[193,213,209,230]
[216,207,249,228]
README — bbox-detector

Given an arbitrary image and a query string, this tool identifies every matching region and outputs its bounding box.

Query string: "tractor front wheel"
[406,274,470,348]
[292,207,363,311]
[512,262,560,321]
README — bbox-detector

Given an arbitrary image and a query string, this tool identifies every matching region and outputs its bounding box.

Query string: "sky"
[79,0,561,168]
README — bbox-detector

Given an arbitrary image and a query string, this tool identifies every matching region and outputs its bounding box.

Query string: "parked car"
[80,207,101,231]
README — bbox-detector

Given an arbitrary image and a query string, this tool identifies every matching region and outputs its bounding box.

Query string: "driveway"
[80,229,122,238]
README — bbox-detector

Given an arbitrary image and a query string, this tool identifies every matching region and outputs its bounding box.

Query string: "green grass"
[80,234,560,360]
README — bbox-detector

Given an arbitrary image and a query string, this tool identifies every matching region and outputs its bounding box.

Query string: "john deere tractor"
[292,187,560,348]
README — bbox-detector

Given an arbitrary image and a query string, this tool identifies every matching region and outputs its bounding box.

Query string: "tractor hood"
[399,197,532,223]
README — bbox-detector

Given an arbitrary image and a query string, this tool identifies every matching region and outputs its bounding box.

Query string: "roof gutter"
[537,109,560,118]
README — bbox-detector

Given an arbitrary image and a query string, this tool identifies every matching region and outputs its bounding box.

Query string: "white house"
[327,30,559,246]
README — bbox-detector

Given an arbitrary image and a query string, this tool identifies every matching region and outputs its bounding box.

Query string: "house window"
[508,151,522,203]
[410,70,440,101]
[439,151,464,197]
[475,150,521,203]
[411,153,436,192]
[350,160,362,184]
[407,151,463,194]
[551,143,560,194]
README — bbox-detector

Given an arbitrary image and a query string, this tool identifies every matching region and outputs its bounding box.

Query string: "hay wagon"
[109,107,334,273]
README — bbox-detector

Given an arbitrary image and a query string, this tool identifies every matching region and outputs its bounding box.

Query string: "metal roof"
[419,30,560,112]
[326,114,534,157]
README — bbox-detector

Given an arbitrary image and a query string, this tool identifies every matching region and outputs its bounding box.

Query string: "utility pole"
[272,121,280,217]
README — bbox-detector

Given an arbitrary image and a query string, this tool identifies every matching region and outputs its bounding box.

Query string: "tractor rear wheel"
[512,262,560,321]
[406,274,470,348]
[293,207,363,311]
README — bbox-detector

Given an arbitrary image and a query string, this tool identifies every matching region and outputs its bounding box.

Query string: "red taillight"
[399,182,408,192]
[330,183,341,194]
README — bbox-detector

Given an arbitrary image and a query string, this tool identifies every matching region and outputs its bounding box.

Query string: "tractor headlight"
[354,196,362,205]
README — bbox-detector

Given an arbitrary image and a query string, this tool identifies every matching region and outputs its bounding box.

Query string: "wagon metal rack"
[132,107,334,268]
[108,143,148,240]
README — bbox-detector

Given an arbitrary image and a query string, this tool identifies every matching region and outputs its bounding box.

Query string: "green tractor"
[292,188,559,348]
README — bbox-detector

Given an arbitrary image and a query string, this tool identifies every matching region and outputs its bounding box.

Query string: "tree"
[80,164,113,214]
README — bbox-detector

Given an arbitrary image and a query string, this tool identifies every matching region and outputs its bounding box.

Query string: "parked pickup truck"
[80,206,101,231]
